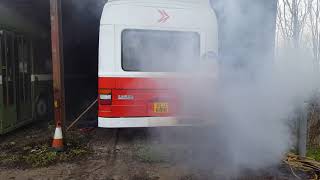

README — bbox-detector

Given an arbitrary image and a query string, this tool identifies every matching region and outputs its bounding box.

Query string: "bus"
[98,0,218,128]
[0,6,52,134]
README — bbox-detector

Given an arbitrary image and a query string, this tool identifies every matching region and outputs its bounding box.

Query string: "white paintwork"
[98,72,218,79]
[98,0,218,77]
[98,117,180,128]
[98,0,218,127]
[108,0,210,6]
[31,74,53,82]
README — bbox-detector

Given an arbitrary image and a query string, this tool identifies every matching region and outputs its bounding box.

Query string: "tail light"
[99,89,112,105]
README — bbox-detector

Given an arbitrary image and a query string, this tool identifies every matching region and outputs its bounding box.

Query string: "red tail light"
[99,89,112,105]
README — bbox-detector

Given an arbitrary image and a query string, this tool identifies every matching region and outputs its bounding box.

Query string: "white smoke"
[99,0,320,176]
[149,0,320,175]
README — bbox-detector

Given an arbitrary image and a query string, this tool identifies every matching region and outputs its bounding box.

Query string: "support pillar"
[50,0,65,129]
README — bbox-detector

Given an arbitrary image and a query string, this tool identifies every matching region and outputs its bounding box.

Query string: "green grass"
[134,144,171,164]
[0,131,91,168]
[307,147,320,161]
[133,142,194,164]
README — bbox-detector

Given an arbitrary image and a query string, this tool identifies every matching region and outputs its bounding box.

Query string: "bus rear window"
[122,29,200,72]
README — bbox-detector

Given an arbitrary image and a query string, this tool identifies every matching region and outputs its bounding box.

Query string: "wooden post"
[50,0,65,130]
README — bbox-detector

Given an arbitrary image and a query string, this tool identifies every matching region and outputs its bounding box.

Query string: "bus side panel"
[99,25,115,77]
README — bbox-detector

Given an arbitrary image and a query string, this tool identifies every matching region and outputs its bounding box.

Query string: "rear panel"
[99,77,179,118]
[99,28,201,120]
[98,1,218,127]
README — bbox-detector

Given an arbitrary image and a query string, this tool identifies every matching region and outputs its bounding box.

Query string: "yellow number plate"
[153,103,169,113]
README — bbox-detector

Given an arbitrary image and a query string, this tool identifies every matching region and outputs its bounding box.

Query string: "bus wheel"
[36,96,48,120]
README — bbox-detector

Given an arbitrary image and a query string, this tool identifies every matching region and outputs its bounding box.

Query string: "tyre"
[36,95,49,120]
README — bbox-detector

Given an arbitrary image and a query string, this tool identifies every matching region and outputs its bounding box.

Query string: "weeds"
[0,131,91,168]
[134,144,171,164]
[307,148,320,161]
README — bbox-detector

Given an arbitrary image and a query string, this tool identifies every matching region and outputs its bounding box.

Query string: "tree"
[309,0,320,65]
[277,0,310,48]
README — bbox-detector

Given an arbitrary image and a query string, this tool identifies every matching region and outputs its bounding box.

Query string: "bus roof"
[107,0,211,8]
[101,0,216,28]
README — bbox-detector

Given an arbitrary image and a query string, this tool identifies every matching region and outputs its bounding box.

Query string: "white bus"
[98,0,218,128]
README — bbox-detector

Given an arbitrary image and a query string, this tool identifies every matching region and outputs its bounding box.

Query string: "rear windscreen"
[122,29,200,72]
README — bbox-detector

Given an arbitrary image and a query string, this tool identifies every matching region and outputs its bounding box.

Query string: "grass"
[307,147,320,161]
[134,144,171,164]
[133,142,192,164]
[0,131,92,168]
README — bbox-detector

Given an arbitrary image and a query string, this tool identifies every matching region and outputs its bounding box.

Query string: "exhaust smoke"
[144,0,320,175]
[77,0,320,176]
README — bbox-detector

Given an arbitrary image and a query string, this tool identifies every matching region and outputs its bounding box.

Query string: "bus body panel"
[98,0,218,128]
[99,77,178,118]
[98,116,179,128]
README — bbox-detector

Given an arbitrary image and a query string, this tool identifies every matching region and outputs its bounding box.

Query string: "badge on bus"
[118,95,134,100]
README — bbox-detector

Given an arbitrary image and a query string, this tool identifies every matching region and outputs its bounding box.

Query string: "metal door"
[0,31,4,132]
[0,31,18,131]
[16,36,32,122]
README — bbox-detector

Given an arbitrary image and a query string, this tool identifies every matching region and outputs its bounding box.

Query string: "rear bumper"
[98,117,180,128]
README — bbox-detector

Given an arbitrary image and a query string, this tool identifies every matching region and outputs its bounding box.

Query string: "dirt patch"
[0,123,305,179]
[0,123,92,168]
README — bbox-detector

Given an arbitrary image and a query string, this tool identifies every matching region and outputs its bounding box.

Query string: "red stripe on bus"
[98,77,173,89]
